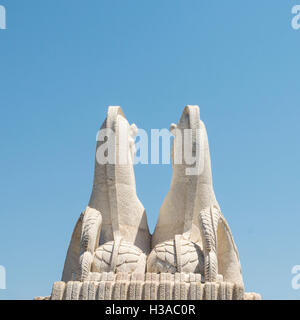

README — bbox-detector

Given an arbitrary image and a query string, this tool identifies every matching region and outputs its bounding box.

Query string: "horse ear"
[130,123,138,137]
[169,123,177,135]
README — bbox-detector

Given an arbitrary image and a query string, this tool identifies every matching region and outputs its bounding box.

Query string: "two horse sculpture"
[62,105,244,289]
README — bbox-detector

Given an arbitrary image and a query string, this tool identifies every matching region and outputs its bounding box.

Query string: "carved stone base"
[48,273,261,300]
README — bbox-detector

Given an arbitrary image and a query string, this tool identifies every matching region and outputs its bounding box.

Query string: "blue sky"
[0,0,300,300]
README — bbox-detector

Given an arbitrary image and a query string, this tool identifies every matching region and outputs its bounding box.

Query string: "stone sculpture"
[149,106,243,287]
[40,106,261,300]
[62,106,151,283]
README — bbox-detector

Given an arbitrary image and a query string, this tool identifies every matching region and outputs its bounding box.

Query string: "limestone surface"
[151,106,244,287]
[62,107,151,282]
[49,273,261,300]
[41,106,261,300]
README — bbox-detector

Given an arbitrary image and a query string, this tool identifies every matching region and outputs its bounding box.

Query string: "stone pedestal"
[49,272,261,300]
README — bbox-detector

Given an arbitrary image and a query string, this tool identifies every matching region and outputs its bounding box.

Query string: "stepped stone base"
[47,273,261,300]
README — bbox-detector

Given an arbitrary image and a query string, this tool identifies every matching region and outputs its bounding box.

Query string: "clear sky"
[0,0,300,300]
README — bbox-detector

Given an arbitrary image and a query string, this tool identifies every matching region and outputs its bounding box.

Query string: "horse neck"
[88,139,139,243]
